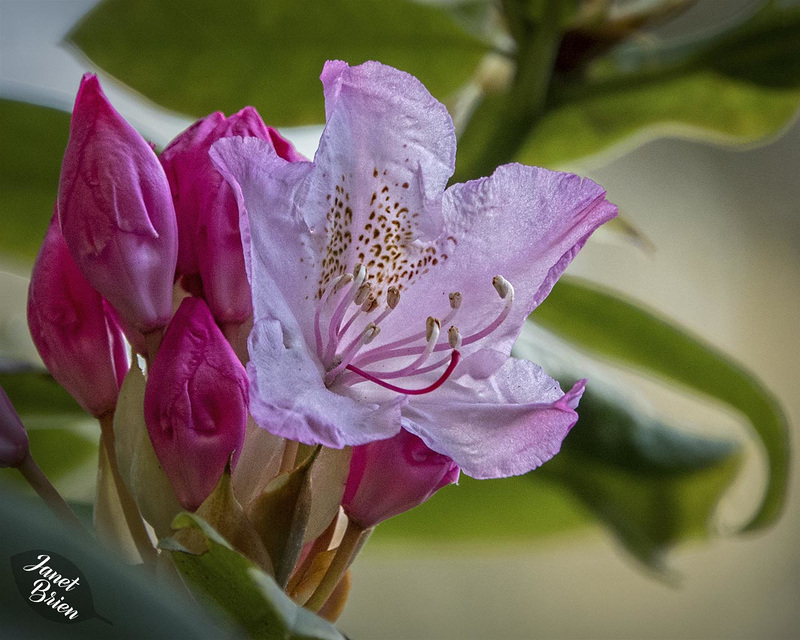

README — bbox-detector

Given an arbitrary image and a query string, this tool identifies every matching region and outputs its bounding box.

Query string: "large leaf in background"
[0,492,221,637]
[375,381,742,573]
[538,386,742,572]
[162,513,346,640]
[0,100,69,264]
[533,277,789,532]
[69,0,489,125]
[0,371,97,491]
[517,6,800,167]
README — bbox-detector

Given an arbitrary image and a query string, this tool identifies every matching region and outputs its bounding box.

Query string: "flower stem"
[305,519,372,612]
[17,453,88,535]
[453,0,564,183]
[98,412,157,565]
[279,439,299,473]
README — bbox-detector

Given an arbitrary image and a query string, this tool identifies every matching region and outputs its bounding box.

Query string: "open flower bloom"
[211,60,617,479]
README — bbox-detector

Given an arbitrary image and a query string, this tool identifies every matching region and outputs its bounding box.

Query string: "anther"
[361,295,379,313]
[448,326,462,349]
[362,322,381,344]
[354,282,371,305]
[449,292,462,309]
[425,316,440,342]
[492,275,511,299]
[332,273,354,295]
[387,287,401,309]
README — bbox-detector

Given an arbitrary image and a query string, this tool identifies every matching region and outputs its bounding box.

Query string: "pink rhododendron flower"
[144,297,248,510]
[220,61,616,478]
[343,428,459,527]
[58,73,178,334]
[161,108,303,326]
[28,214,128,418]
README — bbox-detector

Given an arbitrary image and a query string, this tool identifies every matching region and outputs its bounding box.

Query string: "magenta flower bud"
[342,429,460,528]
[28,214,128,418]
[160,107,302,326]
[0,385,30,468]
[58,73,178,333]
[143,296,247,511]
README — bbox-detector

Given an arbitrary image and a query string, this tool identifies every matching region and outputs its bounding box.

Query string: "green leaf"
[517,7,800,167]
[0,492,223,637]
[0,426,96,489]
[163,512,346,640]
[69,0,489,126]
[532,277,789,532]
[0,370,86,417]
[248,447,320,587]
[538,385,742,571]
[194,463,274,575]
[374,471,591,544]
[0,370,96,491]
[0,100,69,264]
[519,69,800,167]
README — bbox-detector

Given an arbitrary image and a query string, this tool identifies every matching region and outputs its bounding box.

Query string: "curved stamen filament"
[345,350,461,396]
[323,274,357,362]
[325,323,380,383]
[354,290,461,363]
[315,273,351,356]
[355,317,439,381]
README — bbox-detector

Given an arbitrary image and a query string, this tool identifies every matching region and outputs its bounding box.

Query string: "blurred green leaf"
[0,370,86,416]
[0,371,96,491]
[375,379,741,574]
[70,0,489,125]
[374,471,590,544]
[539,385,742,571]
[518,7,800,167]
[163,512,346,639]
[532,277,789,532]
[0,100,69,263]
[1,426,96,487]
[519,69,800,167]
[0,492,222,637]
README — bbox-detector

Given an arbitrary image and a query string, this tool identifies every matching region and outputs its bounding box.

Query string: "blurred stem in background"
[455,0,563,181]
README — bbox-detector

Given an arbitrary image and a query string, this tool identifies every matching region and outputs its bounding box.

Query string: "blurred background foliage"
[0,1,796,625]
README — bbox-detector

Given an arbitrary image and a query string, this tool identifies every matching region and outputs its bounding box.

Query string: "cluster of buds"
[19,74,458,615]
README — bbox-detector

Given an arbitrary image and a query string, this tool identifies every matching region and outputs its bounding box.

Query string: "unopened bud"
[28,214,127,417]
[343,429,459,528]
[161,107,302,325]
[58,73,178,333]
[144,297,247,511]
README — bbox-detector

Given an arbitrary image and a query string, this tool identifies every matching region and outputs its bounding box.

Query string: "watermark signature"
[10,550,111,625]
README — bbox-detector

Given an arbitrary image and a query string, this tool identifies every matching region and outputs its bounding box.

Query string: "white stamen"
[492,275,511,299]
[354,282,371,305]
[361,294,379,313]
[448,325,462,349]
[387,286,401,310]
[449,292,462,310]
[425,316,440,342]
[325,323,380,383]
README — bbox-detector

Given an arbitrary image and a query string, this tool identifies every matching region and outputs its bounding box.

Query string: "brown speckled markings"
[315,167,451,301]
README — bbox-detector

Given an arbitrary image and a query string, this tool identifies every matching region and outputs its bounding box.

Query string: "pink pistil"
[345,350,460,395]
